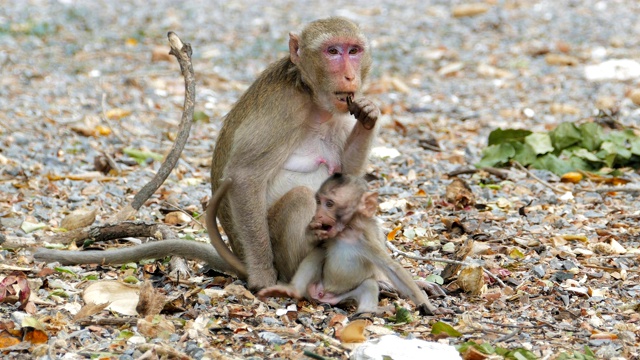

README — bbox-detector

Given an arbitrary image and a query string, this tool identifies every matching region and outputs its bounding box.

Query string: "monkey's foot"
[247,267,278,291]
[417,303,454,316]
[257,285,301,300]
[415,280,447,298]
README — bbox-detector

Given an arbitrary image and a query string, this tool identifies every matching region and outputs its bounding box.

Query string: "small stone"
[595,96,617,111]
[550,103,580,115]
[259,331,286,345]
[545,53,579,66]
[452,3,490,18]
[628,89,640,106]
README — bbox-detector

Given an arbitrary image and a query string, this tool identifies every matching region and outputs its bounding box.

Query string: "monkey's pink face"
[322,39,365,112]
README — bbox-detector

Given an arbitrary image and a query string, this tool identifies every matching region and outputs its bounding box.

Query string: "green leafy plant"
[457,341,538,359]
[556,346,597,360]
[477,122,640,175]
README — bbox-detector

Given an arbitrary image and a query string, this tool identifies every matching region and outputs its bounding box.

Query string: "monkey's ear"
[289,32,301,64]
[359,192,379,218]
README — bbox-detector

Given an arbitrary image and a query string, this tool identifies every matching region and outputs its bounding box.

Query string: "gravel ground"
[1,1,640,359]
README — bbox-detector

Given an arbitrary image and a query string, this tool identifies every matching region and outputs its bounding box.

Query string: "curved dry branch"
[112,31,196,222]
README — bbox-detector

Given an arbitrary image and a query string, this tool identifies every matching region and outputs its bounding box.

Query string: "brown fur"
[259,174,441,315]
[210,17,379,289]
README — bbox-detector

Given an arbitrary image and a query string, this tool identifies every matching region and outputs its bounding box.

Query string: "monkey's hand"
[309,220,332,240]
[257,285,301,300]
[347,96,379,130]
[417,302,454,316]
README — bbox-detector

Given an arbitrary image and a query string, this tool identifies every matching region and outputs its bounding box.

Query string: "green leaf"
[430,321,462,337]
[509,348,539,360]
[476,143,515,168]
[456,341,495,355]
[193,110,210,123]
[571,148,602,163]
[123,276,139,284]
[424,274,444,285]
[487,128,532,146]
[578,122,603,151]
[393,303,414,324]
[20,221,47,234]
[531,154,574,175]
[123,147,164,165]
[512,142,537,166]
[595,150,617,168]
[631,138,640,156]
[525,133,554,155]
[550,122,581,151]
[601,141,632,160]
[55,267,79,277]
[567,156,593,172]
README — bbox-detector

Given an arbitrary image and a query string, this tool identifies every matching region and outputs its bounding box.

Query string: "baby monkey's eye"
[326,200,334,208]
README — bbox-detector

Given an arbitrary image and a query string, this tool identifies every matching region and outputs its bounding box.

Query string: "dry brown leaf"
[387,225,402,241]
[560,172,583,184]
[0,330,21,349]
[445,177,475,209]
[224,284,255,300]
[545,53,579,66]
[83,281,140,316]
[462,346,490,360]
[338,319,369,343]
[550,103,580,115]
[164,211,191,225]
[23,329,49,344]
[590,332,618,340]
[452,3,490,18]
[73,302,110,321]
[105,108,132,120]
[95,125,112,136]
[136,281,166,318]
[137,315,175,339]
[458,266,485,295]
[60,208,97,230]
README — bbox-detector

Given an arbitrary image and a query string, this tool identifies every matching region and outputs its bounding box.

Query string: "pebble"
[259,331,287,345]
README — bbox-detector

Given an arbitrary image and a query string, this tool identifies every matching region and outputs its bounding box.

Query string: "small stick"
[385,241,506,287]
[511,161,564,194]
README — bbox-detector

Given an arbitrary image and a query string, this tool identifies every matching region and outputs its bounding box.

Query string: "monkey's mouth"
[321,224,333,231]
[335,92,354,103]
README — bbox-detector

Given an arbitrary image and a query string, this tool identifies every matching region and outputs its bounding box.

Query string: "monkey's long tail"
[33,240,240,276]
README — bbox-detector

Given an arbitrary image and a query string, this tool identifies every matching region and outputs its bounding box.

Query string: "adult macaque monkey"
[35,18,380,290]
[210,17,379,289]
[258,174,442,315]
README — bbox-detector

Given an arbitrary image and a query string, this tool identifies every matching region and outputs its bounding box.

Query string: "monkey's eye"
[348,46,361,55]
[327,47,339,55]
[325,200,334,208]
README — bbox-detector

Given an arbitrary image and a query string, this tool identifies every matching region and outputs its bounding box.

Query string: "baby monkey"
[258,173,442,315]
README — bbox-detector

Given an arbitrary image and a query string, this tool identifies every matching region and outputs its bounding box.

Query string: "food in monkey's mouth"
[335,92,354,102]
[321,224,333,231]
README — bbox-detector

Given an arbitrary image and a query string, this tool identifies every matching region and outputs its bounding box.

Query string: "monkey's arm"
[33,240,238,275]
[341,98,379,175]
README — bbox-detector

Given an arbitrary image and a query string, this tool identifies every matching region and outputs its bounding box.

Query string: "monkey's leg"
[317,278,380,313]
[268,186,317,282]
